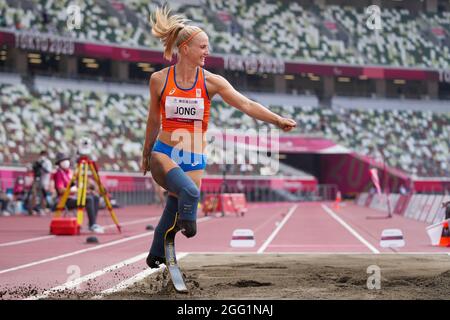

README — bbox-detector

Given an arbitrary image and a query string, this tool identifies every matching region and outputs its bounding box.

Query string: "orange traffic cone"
[334,191,342,209]
[439,220,450,247]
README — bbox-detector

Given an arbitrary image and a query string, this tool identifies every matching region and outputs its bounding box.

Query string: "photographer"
[25,150,52,215]
[37,150,52,194]
[53,153,104,234]
[0,182,11,216]
[443,200,450,220]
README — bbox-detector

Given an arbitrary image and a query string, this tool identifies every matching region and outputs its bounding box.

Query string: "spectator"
[0,183,11,216]
[12,176,26,214]
[443,201,450,220]
[24,165,34,190]
[399,184,408,195]
[13,176,26,201]
[37,150,53,195]
[53,153,104,233]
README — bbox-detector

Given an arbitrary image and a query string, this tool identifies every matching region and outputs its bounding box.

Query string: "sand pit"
[101,253,450,300]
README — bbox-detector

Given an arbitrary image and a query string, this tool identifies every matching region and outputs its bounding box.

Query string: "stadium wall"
[319,153,411,196]
[0,29,444,81]
[355,192,450,225]
[0,167,317,193]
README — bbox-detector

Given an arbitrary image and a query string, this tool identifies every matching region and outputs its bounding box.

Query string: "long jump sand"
[99,253,450,300]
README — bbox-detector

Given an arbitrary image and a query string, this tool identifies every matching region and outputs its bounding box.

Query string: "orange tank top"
[160,65,211,133]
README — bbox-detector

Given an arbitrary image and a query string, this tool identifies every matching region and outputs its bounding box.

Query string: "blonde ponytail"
[150,6,204,61]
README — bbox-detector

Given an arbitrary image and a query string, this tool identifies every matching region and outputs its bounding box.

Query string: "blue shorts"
[152,140,207,172]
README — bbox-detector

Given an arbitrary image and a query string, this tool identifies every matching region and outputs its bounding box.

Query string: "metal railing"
[200,183,338,203]
[0,178,157,208]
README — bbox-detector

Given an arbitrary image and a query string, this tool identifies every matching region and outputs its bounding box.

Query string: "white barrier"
[418,195,434,222]
[426,195,443,224]
[388,194,400,211]
[369,194,383,211]
[356,193,368,206]
[413,195,427,220]
[369,194,393,213]
[431,195,450,225]
[404,195,420,219]
[426,221,444,246]
[357,193,449,225]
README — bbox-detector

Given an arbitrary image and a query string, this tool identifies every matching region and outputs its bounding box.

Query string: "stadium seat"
[3,80,448,177]
[2,1,448,67]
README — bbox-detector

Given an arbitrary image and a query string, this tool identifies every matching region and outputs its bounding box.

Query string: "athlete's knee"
[179,183,200,218]
[166,167,189,193]
[180,183,200,203]
[165,167,200,218]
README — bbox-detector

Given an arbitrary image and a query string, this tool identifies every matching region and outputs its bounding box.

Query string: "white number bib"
[165,96,204,120]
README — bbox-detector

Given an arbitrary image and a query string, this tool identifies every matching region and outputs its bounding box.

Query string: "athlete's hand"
[276,117,297,132]
[142,150,152,176]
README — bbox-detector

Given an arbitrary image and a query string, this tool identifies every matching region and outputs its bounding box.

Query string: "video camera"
[32,159,44,178]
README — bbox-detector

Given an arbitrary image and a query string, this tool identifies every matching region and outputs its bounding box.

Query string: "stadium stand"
[0,1,448,180]
[1,74,448,177]
[1,0,449,67]
[325,5,450,68]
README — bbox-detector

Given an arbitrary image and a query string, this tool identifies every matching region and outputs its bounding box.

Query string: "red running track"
[0,201,448,299]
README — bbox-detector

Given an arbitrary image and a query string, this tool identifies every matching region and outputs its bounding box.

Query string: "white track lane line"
[0,216,210,275]
[0,216,160,248]
[0,235,56,247]
[321,204,380,254]
[257,204,298,254]
[102,216,160,229]
[25,252,148,300]
[91,253,189,300]
[164,251,450,255]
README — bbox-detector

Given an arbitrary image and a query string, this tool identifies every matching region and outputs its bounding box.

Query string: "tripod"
[54,155,122,232]
[25,176,47,215]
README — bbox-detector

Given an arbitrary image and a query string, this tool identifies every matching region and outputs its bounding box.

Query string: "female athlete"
[142,7,296,268]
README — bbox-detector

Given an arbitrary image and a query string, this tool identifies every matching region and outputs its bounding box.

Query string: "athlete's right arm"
[142,71,163,175]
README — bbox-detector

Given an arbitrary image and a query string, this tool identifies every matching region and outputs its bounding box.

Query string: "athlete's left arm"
[206,73,296,132]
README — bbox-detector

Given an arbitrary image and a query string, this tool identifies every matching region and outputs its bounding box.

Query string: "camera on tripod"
[78,137,93,156]
[32,159,44,178]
